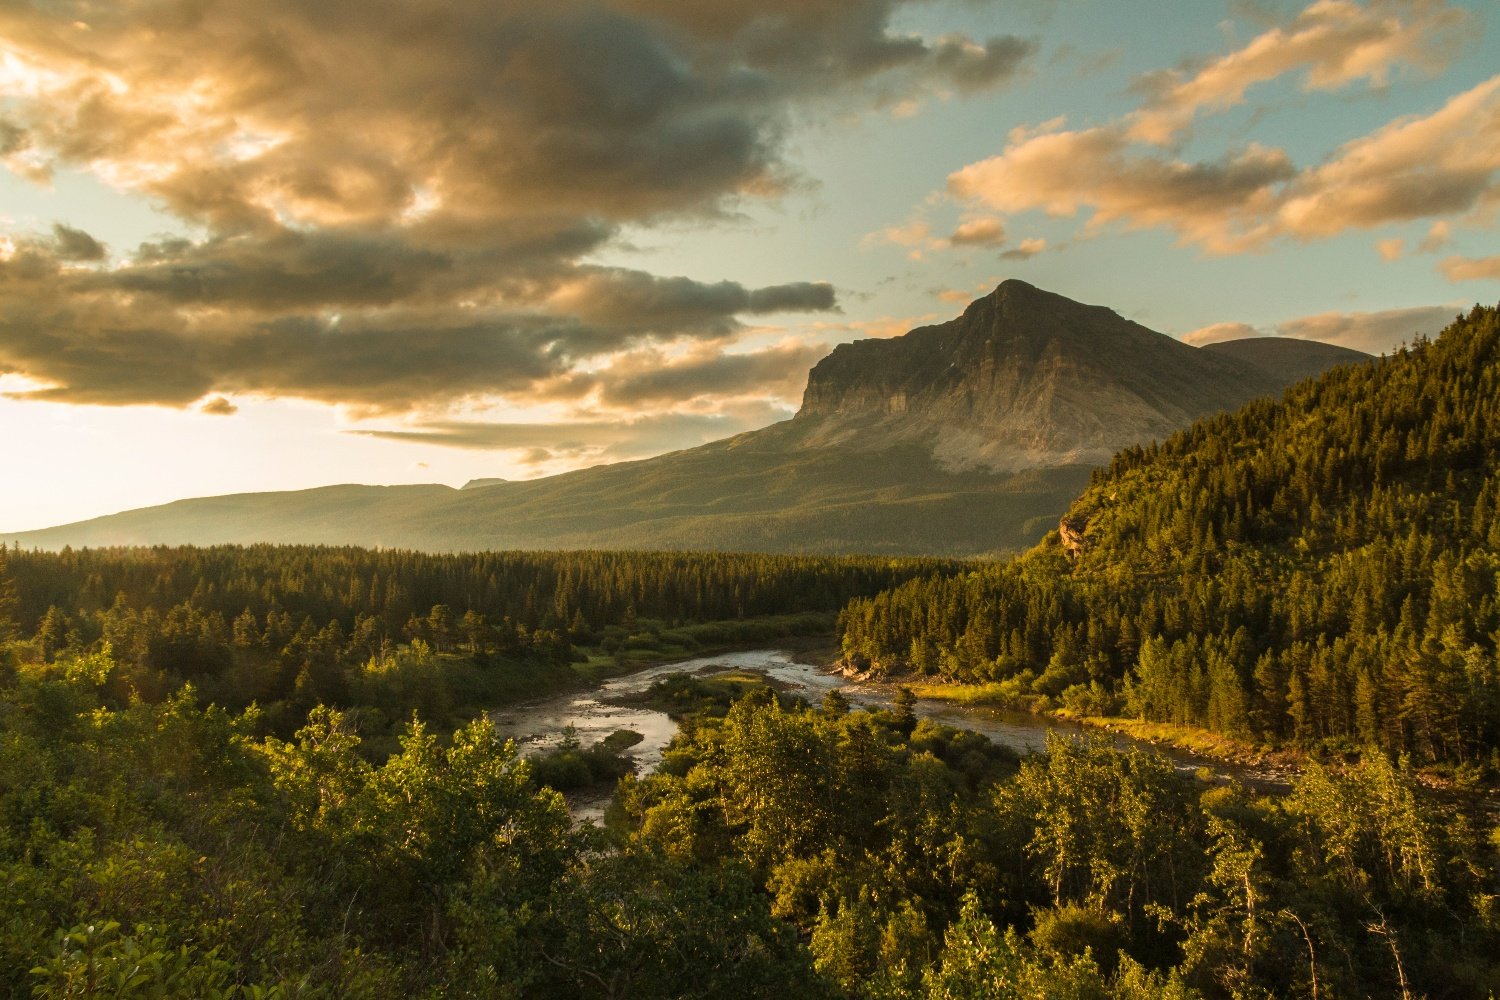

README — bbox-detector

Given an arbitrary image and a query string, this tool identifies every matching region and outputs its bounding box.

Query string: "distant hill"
[3,281,1369,556]
[1202,336,1370,385]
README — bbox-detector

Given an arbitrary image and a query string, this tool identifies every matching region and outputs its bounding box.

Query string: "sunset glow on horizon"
[1,0,1496,530]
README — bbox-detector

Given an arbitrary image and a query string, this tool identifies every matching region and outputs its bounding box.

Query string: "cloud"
[927,35,1037,94]
[590,342,830,407]
[1438,254,1500,282]
[199,396,238,415]
[0,0,1031,414]
[809,313,941,341]
[546,270,836,339]
[351,407,789,464]
[51,224,107,262]
[865,220,934,248]
[877,216,1042,259]
[1129,0,1471,144]
[1272,74,1500,239]
[338,336,828,469]
[1276,305,1458,352]
[1185,304,1456,353]
[943,2,1498,255]
[948,123,1296,252]
[949,217,1007,247]
[1417,220,1453,252]
[1000,237,1048,260]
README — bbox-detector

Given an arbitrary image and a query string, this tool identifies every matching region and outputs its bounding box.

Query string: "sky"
[0,0,1497,530]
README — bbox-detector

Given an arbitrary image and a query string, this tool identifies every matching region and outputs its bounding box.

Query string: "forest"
[840,304,1500,773]
[3,635,1496,998]
[0,545,950,745]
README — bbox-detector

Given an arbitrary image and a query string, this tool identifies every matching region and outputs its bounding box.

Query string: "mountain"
[3,281,1368,556]
[1202,336,1371,385]
[795,280,1297,470]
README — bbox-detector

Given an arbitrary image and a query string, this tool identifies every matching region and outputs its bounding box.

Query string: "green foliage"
[0,547,18,644]
[1002,734,1201,924]
[2,545,951,745]
[528,728,641,792]
[0,644,1496,997]
[923,893,1108,1000]
[840,304,1500,768]
[31,921,285,999]
[524,848,829,999]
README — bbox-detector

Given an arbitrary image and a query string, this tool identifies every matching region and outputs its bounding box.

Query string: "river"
[490,648,1290,821]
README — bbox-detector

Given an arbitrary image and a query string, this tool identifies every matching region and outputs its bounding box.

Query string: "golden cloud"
[1129,0,1470,144]
[0,0,1031,413]
[1438,254,1500,282]
[944,1,1496,255]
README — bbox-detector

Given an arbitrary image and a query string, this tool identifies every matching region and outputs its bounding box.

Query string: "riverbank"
[700,644,1305,783]
[573,613,837,682]
[823,655,1305,781]
[869,674,1496,801]
[898,676,1301,774]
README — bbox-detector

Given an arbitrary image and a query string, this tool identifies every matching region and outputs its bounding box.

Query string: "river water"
[490,648,1287,821]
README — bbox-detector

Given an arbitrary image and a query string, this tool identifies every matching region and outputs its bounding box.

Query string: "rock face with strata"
[792,279,1359,472]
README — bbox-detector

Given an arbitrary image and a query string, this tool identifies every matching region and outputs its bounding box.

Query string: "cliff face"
[793,280,1358,471]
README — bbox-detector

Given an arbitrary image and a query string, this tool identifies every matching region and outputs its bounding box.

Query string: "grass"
[905,677,1286,767]
[907,681,1019,705]
[1060,712,1280,765]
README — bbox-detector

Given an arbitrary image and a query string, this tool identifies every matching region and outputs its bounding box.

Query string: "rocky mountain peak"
[792,282,1322,472]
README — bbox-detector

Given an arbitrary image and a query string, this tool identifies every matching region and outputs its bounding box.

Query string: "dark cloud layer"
[0,0,1033,415]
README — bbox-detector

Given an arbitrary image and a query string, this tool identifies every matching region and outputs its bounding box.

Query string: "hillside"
[839,303,1500,765]
[4,282,1366,556]
[1202,336,1371,385]
[6,445,1092,557]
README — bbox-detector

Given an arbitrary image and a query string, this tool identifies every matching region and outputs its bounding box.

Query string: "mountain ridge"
[3,282,1371,556]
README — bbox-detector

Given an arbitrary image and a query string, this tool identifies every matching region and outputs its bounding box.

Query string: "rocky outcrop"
[1059,514,1088,560]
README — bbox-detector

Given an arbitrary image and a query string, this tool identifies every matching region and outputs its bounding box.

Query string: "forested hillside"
[840,303,1500,769]
[1,478,1497,996]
